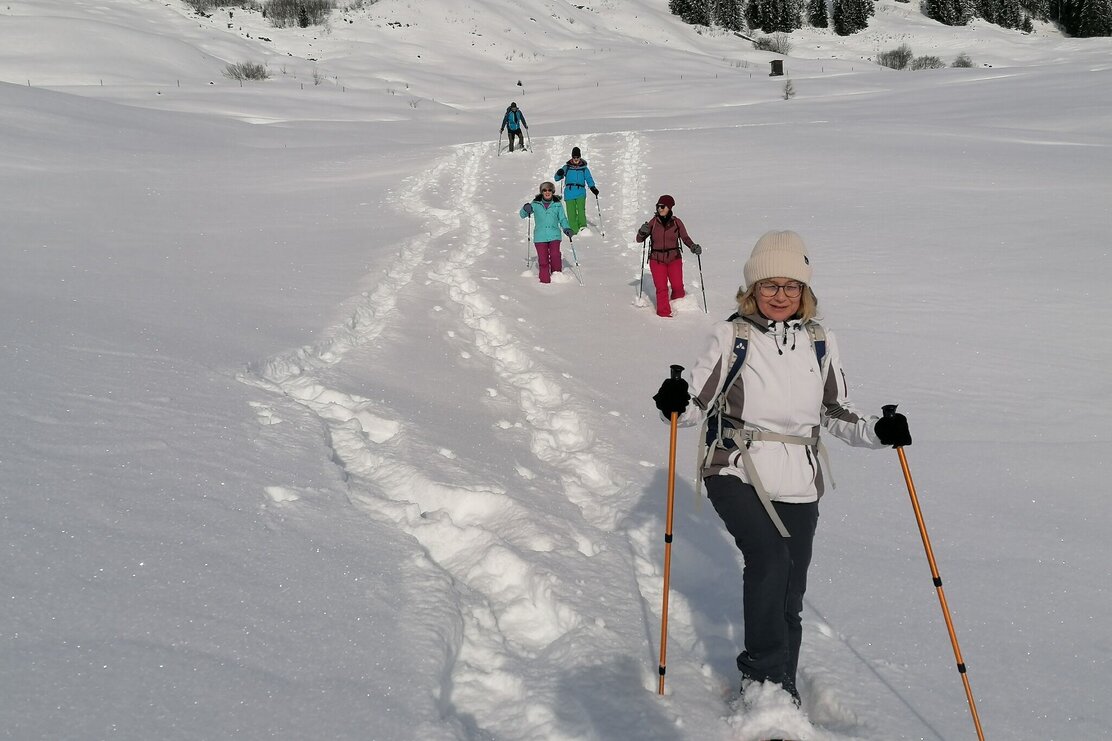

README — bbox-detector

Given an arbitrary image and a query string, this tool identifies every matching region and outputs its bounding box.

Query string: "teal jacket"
[520,195,570,242]
[554,160,596,200]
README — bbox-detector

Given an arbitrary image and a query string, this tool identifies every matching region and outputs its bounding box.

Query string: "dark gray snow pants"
[705,475,819,697]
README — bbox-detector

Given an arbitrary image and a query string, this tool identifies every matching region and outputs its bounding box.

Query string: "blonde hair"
[735,283,819,321]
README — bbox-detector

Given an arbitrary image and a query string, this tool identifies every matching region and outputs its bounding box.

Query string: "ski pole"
[566,234,583,285]
[525,128,532,152]
[657,364,684,695]
[696,253,708,314]
[497,130,503,157]
[525,213,534,267]
[885,404,986,741]
[638,236,649,302]
[593,192,605,236]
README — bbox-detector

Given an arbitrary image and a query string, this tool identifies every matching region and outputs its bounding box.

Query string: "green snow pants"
[566,196,587,234]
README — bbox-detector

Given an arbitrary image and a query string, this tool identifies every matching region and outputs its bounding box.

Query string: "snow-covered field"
[2,1,1110,739]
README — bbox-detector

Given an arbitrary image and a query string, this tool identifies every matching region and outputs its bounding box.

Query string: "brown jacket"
[636,215,695,264]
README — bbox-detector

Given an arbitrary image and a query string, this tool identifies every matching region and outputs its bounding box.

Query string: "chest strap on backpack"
[723,427,833,538]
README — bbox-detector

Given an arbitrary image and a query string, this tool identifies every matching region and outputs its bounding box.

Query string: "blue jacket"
[501,108,527,132]
[520,195,570,242]
[554,160,596,200]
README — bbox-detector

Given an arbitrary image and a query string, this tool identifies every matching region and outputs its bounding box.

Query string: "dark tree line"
[671,0,876,35]
[669,0,1110,35]
[669,0,745,30]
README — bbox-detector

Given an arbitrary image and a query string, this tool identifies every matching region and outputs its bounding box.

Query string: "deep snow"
[2,1,1110,739]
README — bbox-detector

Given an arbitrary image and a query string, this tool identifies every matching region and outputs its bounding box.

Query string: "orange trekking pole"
[658,364,683,695]
[884,404,986,740]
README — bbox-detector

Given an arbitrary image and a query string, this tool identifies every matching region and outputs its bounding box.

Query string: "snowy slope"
[2,1,1111,739]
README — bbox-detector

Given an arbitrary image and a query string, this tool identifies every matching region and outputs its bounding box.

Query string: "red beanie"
[656,194,675,208]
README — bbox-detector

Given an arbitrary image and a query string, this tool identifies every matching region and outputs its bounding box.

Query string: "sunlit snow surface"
[2,1,1110,739]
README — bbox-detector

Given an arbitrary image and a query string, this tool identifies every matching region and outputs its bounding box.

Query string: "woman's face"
[755,278,803,322]
[541,186,554,200]
[656,203,671,218]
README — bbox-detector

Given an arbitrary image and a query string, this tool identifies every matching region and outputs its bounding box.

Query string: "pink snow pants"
[649,259,685,317]
[535,240,563,283]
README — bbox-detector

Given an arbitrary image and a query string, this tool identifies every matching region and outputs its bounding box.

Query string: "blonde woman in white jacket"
[652,230,912,707]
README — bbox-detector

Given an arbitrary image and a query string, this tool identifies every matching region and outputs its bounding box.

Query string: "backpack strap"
[696,318,750,503]
[696,318,833,538]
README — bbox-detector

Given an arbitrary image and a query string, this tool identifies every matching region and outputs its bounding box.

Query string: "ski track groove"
[239,135,651,740]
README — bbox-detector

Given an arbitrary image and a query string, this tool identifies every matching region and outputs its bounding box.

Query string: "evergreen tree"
[746,0,804,30]
[715,0,746,29]
[746,0,770,29]
[1068,0,1112,35]
[997,0,1025,27]
[670,0,711,25]
[808,0,830,26]
[923,0,976,24]
[833,0,874,33]
[978,0,1000,23]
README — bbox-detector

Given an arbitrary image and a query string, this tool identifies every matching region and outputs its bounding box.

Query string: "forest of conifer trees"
[667,0,1111,37]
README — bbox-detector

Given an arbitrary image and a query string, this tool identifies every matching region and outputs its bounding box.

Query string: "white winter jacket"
[676,315,885,504]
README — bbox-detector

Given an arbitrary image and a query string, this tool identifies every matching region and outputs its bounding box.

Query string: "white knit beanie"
[743,230,812,289]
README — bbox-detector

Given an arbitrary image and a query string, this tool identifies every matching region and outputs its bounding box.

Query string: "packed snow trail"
[239,132,883,740]
[239,136,662,739]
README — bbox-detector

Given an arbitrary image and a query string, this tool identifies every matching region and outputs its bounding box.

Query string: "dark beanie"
[571,146,581,158]
[657,194,675,208]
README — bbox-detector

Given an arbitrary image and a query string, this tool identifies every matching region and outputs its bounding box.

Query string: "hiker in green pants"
[554,146,598,235]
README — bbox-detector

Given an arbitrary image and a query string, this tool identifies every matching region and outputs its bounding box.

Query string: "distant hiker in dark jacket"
[635,195,701,318]
[520,181,572,283]
[500,102,528,152]
[554,146,598,235]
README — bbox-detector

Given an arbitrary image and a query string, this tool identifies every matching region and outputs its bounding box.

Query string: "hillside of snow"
[2,1,1110,739]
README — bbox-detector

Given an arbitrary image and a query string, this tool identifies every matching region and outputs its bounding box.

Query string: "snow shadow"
[553,655,683,741]
[627,468,747,682]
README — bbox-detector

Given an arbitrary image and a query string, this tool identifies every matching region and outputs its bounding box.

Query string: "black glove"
[556,168,565,178]
[653,378,689,416]
[690,244,702,255]
[874,409,912,447]
[589,186,599,196]
[500,127,505,134]
[522,202,533,215]
[637,222,652,239]
[563,228,573,237]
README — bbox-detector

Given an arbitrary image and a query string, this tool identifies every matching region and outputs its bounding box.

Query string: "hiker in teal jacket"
[520,181,572,283]
[554,146,598,235]
[500,102,528,152]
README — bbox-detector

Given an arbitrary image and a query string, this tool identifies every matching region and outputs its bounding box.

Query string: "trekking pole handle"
[670,364,684,380]
[882,404,899,418]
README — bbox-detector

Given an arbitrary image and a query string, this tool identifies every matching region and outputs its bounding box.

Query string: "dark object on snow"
[769,60,784,76]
